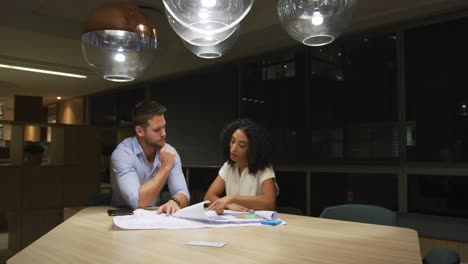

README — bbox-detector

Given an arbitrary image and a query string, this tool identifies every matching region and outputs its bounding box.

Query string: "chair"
[320,204,398,226]
[423,248,461,264]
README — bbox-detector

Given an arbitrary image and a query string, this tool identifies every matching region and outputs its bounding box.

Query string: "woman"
[204,119,278,214]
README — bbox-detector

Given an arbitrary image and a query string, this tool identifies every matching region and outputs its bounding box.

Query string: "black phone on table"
[107,208,133,216]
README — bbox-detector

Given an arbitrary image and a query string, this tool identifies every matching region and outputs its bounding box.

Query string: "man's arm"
[137,166,171,208]
[157,151,190,215]
[138,146,176,208]
[111,150,142,209]
[166,153,190,206]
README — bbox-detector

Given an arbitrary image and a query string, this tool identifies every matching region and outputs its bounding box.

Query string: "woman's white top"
[219,162,279,196]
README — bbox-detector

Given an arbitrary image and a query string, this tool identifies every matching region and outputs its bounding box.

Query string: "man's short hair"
[132,100,167,128]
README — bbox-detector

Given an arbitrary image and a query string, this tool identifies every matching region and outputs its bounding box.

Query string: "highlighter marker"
[261,220,282,226]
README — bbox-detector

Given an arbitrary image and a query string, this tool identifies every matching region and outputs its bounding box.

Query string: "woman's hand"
[207,196,232,214]
[226,203,249,212]
[208,196,250,214]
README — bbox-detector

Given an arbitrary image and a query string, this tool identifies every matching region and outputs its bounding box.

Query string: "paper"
[185,241,226,248]
[173,201,212,221]
[174,201,275,223]
[254,210,278,220]
[113,201,286,230]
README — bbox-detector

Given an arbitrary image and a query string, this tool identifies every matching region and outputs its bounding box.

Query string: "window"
[239,50,306,162]
[406,16,468,161]
[117,88,145,127]
[310,172,398,216]
[47,104,56,123]
[90,94,117,125]
[261,53,296,80]
[408,174,468,217]
[309,33,398,161]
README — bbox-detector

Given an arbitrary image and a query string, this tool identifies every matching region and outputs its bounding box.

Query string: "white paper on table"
[174,201,275,223]
[254,210,278,220]
[113,201,286,230]
[113,212,282,230]
[172,201,211,221]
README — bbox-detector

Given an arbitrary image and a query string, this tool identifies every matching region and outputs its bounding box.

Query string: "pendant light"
[166,11,238,46]
[162,0,254,36]
[277,0,356,46]
[81,2,158,82]
[183,24,240,59]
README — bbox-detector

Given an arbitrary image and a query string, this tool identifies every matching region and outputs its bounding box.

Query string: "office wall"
[88,66,239,166]
[57,97,84,125]
[1,97,14,140]
[49,126,101,166]
[150,66,238,166]
[0,165,100,251]
[14,96,44,123]
[23,125,41,142]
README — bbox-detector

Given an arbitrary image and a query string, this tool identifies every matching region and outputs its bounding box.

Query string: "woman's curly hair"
[220,118,272,174]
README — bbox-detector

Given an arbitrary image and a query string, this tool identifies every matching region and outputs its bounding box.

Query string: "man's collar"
[132,136,161,159]
[131,136,144,156]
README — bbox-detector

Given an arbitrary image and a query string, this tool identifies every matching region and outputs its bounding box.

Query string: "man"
[110,100,190,215]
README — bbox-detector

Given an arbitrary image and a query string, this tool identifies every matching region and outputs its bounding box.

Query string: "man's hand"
[207,196,249,215]
[157,199,180,216]
[159,146,176,171]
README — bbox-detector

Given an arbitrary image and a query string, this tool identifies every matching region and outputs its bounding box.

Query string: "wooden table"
[7,206,421,264]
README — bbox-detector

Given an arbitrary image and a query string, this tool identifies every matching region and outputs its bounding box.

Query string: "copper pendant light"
[81,2,158,82]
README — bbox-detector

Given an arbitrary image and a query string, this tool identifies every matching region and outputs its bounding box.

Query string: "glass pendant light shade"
[166,11,237,46]
[81,3,158,82]
[183,24,240,59]
[162,0,254,35]
[277,0,356,46]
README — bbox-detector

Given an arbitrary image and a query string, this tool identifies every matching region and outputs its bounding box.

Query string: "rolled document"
[255,210,278,220]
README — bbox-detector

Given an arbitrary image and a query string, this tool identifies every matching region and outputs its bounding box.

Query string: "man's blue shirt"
[110,136,190,209]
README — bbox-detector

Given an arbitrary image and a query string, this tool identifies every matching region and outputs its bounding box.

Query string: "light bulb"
[114,53,126,62]
[311,11,324,26]
[138,24,146,31]
[201,0,217,8]
[198,12,209,19]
